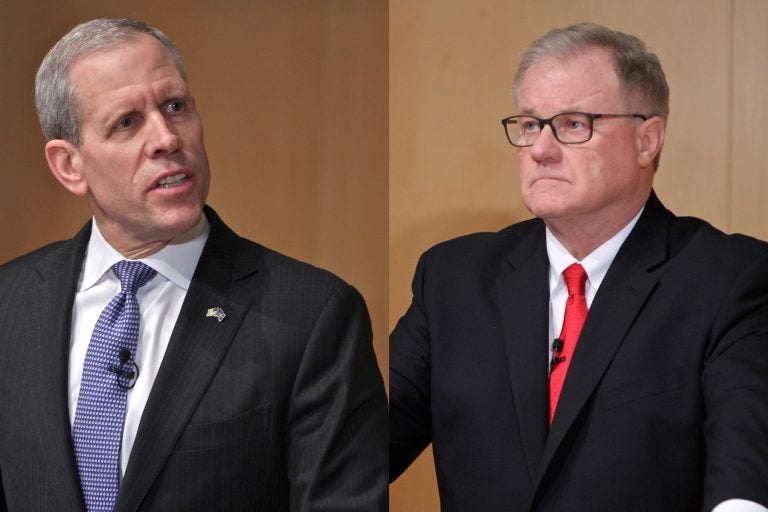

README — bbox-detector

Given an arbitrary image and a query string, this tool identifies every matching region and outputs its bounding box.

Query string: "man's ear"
[45,139,89,196]
[636,116,665,169]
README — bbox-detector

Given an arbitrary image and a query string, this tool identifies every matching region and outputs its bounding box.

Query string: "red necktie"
[549,263,588,426]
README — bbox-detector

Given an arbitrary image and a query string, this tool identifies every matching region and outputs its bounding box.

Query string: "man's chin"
[522,196,568,220]
[157,208,205,239]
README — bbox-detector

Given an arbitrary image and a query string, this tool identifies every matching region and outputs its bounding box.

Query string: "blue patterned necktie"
[72,260,156,511]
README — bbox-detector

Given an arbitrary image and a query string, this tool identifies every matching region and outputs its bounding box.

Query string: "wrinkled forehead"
[71,35,184,93]
[69,33,185,91]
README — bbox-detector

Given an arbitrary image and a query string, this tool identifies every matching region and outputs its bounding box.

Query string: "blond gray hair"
[513,23,669,121]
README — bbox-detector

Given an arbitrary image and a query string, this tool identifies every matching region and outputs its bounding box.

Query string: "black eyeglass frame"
[501,112,648,147]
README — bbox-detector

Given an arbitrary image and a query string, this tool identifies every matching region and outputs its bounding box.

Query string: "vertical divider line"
[726,0,736,232]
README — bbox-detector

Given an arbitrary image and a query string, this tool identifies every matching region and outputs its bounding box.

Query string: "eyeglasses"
[501,112,648,147]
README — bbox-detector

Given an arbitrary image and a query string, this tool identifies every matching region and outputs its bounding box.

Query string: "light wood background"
[2,1,768,509]
[0,1,387,378]
[389,0,768,510]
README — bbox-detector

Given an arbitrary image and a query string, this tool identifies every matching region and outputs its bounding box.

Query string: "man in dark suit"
[0,18,386,511]
[390,23,768,511]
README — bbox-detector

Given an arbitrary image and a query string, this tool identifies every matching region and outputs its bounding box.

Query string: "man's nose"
[528,124,562,163]
[145,113,180,157]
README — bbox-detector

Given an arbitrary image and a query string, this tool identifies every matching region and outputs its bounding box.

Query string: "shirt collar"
[546,207,644,293]
[78,214,210,292]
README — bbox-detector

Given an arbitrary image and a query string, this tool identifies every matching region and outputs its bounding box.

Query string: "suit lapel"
[25,225,91,510]
[530,193,673,502]
[496,222,551,486]
[116,208,259,511]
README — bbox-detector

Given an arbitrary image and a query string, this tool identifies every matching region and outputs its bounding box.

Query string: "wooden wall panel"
[731,0,768,239]
[390,0,759,509]
[0,1,388,376]
[591,0,733,229]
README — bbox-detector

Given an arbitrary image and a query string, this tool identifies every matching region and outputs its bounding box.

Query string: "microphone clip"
[107,348,140,390]
[550,338,566,372]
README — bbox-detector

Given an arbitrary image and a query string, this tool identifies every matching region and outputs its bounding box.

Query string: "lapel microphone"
[550,338,566,372]
[107,348,140,389]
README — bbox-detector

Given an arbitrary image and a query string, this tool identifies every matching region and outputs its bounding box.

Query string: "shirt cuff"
[712,499,768,512]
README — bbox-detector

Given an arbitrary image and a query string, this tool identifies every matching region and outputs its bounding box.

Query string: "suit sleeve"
[389,253,433,482]
[702,252,768,509]
[285,283,388,512]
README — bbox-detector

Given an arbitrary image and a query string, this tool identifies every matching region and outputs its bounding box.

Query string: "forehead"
[69,34,186,107]
[517,48,621,114]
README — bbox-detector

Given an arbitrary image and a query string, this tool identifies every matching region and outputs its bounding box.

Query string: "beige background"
[2,0,768,509]
[0,1,388,378]
[389,0,768,509]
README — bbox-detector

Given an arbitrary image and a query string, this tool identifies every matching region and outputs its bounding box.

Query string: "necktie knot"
[112,260,157,295]
[563,263,587,297]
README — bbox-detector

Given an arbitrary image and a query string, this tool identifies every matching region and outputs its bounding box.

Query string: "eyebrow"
[104,98,144,123]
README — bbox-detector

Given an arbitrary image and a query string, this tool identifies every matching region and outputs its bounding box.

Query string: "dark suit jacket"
[0,206,387,511]
[390,192,768,511]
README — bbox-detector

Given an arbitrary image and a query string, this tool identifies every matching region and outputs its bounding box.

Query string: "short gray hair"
[35,18,186,145]
[513,23,669,121]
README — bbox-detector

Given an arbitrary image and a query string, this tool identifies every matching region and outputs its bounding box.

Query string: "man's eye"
[165,100,186,114]
[522,121,540,132]
[116,116,135,130]
[558,115,590,131]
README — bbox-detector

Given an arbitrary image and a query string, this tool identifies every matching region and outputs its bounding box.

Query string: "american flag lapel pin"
[206,306,226,322]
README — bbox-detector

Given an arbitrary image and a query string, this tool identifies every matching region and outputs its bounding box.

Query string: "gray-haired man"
[0,18,387,511]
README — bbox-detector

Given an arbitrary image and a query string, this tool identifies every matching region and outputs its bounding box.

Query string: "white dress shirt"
[546,208,641,356]
[68,216,209,477]
[545,207,767,512]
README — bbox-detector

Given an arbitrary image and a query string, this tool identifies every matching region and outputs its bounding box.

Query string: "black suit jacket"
[0,207,387,511]
[390,192,768,511]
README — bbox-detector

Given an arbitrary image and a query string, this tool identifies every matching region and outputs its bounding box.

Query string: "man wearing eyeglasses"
[390,23,768,511]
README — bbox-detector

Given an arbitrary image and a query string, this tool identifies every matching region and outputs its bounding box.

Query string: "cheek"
[86,151,141,191]
[567,146,614,185]
[516,154,534,186]
[177,117,205,144]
